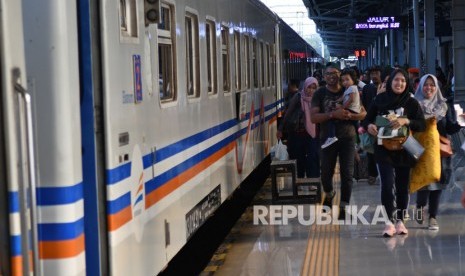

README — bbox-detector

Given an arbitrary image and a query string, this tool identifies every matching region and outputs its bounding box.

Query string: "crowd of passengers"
[277,62,465,237]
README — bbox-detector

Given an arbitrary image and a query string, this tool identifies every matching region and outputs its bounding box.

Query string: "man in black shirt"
[311,63,367,219]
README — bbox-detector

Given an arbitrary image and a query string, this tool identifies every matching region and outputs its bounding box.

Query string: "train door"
[21,0,87,275]
[99,0,164,275]
[78,0,110,275]
[0,1,40,275]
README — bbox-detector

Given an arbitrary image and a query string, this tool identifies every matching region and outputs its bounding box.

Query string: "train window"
[252,38,258,88]
[185,12,200,98]
[158,3,171,33]
[119,0,138,39]
[266,44,270,87]
[158,3,176,102]
[221,25,230,93]
[270,44,276,86]
[244,35,250,89]
[260,42,265,88]
[206,19,217,95]
[234,31,241,91]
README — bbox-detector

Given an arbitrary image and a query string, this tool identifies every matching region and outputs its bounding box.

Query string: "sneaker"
[368,176,376,185]
[428,217,439,230]
[415,207,424,225]
[395,220,408,235]
[383,223,396,237]
[322,191,335,212]
[321,137,338,149]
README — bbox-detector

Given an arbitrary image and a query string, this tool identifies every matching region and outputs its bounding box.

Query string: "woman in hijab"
[277,77,320,178]
[362,69,426,237]
[414,74,461,230]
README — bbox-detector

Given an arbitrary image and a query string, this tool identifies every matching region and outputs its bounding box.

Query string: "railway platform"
[203,167,465,275]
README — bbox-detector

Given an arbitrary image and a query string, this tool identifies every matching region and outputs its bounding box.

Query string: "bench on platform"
[270,159,321,204]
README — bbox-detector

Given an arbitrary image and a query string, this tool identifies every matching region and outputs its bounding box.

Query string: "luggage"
[354,150,369,181]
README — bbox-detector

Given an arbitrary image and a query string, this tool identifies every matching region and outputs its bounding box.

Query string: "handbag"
[378,125,410,151]
[382,136,408,151]
[439,135,453,157]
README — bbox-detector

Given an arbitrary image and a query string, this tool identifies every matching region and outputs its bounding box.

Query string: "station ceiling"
[302,0,452,57]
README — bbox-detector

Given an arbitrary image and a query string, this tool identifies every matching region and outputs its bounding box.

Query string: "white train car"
[0,0,321,275]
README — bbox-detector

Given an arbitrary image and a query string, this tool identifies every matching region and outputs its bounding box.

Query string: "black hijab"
[374,69,411,111]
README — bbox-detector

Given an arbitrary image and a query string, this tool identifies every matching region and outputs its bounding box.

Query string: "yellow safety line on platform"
[301,176,341,276]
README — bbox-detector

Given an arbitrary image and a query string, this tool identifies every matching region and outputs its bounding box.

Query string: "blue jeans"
[287,132,320,178]
[377,161,410,221]
[320,137,355,205]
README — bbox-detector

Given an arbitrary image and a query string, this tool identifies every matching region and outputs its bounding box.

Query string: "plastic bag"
[273,140,289,161]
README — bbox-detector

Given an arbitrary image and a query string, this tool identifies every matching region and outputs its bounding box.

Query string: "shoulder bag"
[439,135,453,157]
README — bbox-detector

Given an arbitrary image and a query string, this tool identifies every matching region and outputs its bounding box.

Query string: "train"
[0,0,323,275]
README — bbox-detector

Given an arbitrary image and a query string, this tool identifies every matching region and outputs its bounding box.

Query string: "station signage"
[355,17,400,30]
[289,51,308,59]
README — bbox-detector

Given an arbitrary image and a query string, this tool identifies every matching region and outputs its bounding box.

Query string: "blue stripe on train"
[9,192,19,213]
[144,131,237,194]
[10,235,21,256]
[154,119,237,164]
[107,193,131,215]
[38,217,84,241]
[106,107,278,215]
[37,182,84,206]
[9,181,84,210]
[105,106,278,186]
[106,131,236,214]
[105,119,237,185]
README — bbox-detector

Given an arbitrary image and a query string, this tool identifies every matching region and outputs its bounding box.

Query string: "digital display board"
[355,17,400,30]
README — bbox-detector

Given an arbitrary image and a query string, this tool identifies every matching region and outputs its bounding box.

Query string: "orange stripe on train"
[145,141,235,208]
[269,115,277,124]
[39,233,85,259]
[11,253,32,276]
[107,206,132,231]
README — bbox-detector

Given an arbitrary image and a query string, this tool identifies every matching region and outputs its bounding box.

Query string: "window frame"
[260,41,265,88]
[252,37,258,89]
[244,35,250,90]
[221,24,231,94]
[119,0,139,43]
[205,17,218,96]
[157,2,177,104]
[185,10,200,99]
[234,30,241,92]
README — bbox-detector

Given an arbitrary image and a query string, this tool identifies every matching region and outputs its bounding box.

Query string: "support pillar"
[390,29,395,66]
[413,0,421,68]
[397,30,405,66]
[424,0,436,74]
[452,0,465,103]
